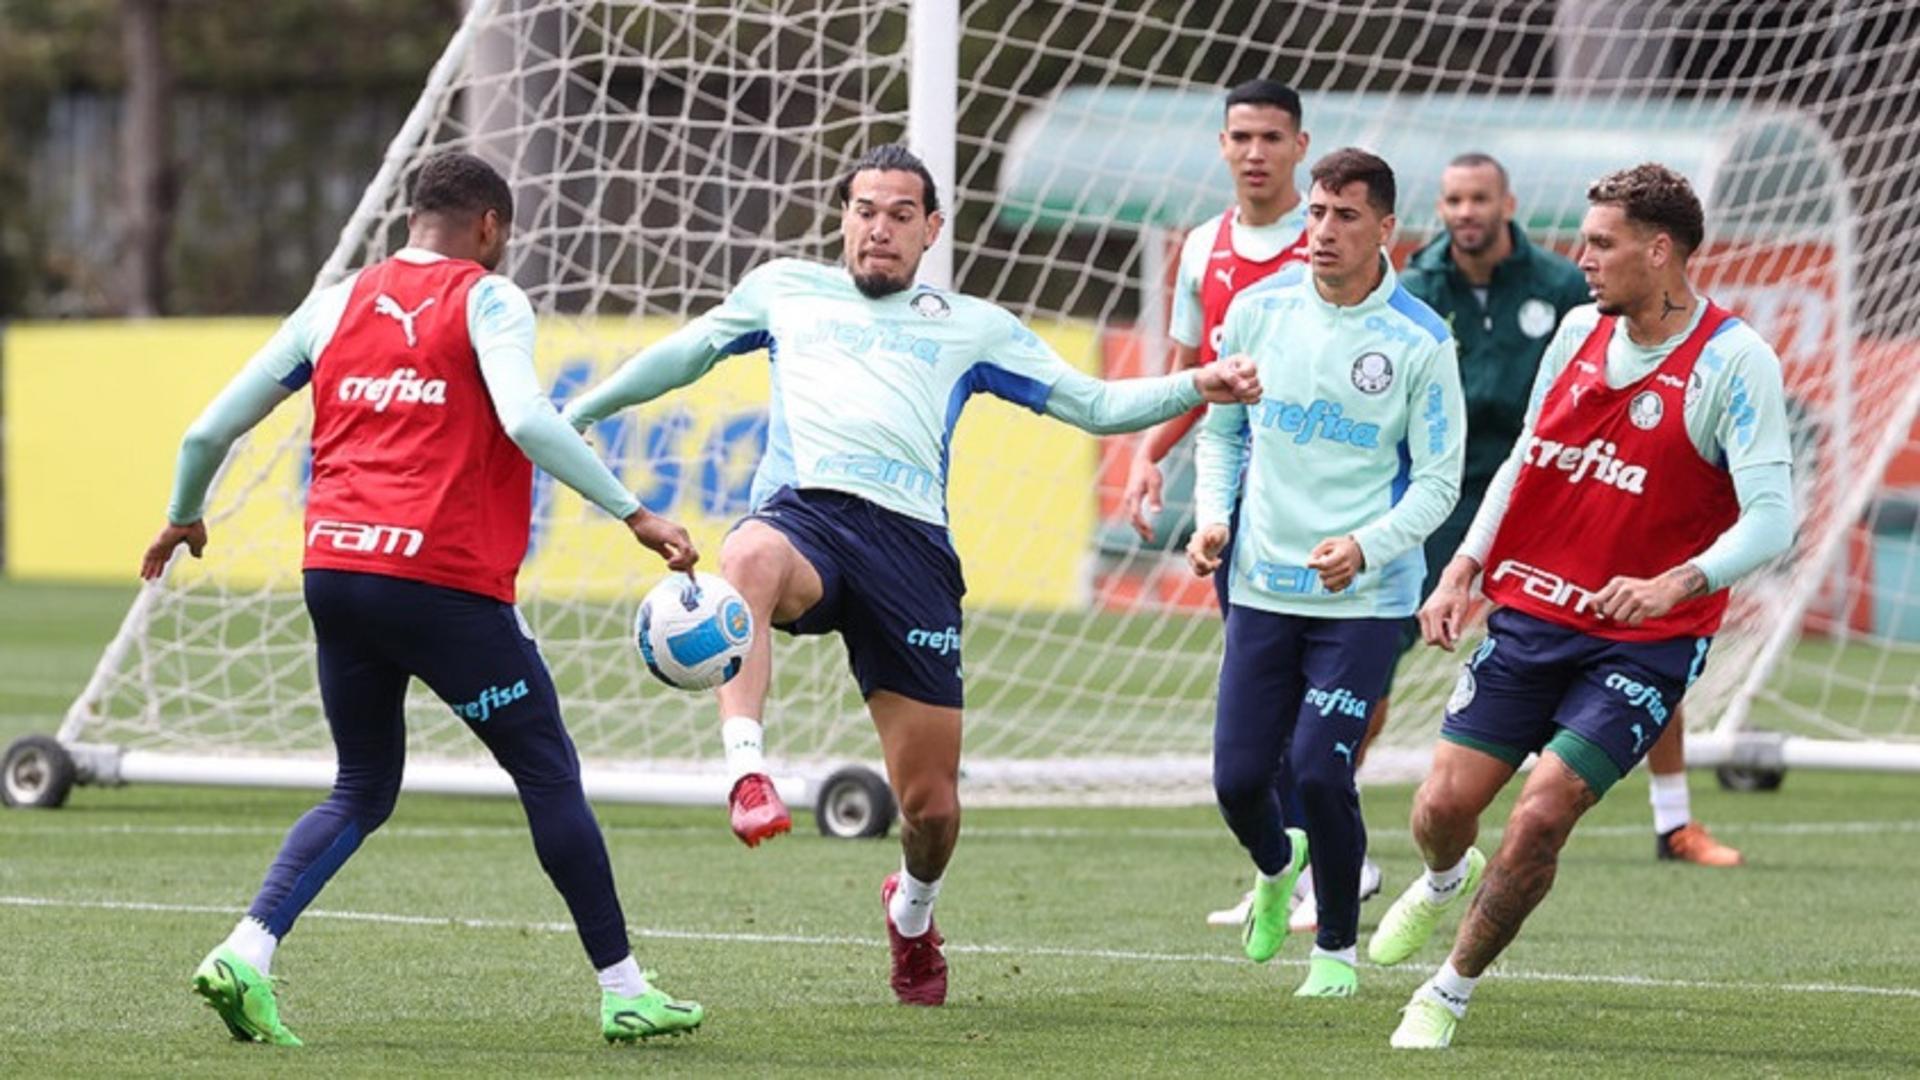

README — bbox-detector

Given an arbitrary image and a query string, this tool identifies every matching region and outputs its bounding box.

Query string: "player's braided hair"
[1587,163,1705,257]
[834,143,941,216]
[1310,147,1396,216]
[409,151,514,225]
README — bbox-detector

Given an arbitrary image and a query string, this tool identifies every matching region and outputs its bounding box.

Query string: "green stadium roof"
[995,90,1844,239]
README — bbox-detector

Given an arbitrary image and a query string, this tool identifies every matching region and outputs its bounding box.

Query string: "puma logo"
[1214,266,1235,289]
[374,293,436,347]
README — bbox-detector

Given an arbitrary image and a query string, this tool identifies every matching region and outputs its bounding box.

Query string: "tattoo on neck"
[1661,292,1684,321]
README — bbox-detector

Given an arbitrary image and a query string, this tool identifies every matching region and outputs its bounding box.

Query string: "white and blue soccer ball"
[634,572,753,691]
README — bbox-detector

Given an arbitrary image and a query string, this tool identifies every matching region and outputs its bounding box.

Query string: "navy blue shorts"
[1441,607,1712,796]
[1217,605,1405,755]
[743,487,966,708]
[304,569,570,749]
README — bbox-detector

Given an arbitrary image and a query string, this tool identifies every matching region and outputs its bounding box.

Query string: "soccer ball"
[634,572,754,691]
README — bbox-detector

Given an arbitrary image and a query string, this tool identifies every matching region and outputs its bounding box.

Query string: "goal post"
[37,1,1920,812]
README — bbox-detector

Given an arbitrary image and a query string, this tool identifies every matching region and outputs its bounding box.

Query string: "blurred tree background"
[0,0,459,317]
[0,1,1909,322]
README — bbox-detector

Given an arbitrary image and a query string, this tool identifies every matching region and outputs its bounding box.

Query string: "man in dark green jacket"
[1398,153,1589,577]
[1390,153,1745,869]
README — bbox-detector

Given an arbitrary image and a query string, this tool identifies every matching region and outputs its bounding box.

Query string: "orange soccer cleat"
[1657,822,1745,866]
[728,772,792,847]
[881,873,948,1006]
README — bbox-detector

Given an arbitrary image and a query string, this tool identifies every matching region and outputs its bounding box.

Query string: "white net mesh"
[65,0,1920,801]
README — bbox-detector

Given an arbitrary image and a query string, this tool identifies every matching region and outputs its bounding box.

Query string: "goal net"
[61,0,1920,806]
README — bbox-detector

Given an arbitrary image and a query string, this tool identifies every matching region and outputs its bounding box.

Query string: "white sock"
[721,716,767,780]
[1649,771,1692,835]
[1420,854,1471,905]
[1311,944,1357,966]
[1422,960,1478,1018]
[222,916,277,974]
[1294,866,1315,903]
[889,864,942,938]
[596,955,651,998]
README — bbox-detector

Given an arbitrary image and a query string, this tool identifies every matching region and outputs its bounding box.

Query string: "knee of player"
[1210,761,1272,808]
[1412,780,1477,834]
[345,789,400,833]
[719,531,792,602]
[1505,795,1578,857]
[897,782,960,831]
[329,768,402,822]
[1290,757,1354,807]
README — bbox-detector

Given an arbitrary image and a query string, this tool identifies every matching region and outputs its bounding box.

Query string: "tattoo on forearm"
[1663,563,1710,599]
[1661,291,1684,321]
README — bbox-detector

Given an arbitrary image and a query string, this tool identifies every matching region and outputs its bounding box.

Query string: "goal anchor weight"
[1,735,76,810]
[814,765,896,840]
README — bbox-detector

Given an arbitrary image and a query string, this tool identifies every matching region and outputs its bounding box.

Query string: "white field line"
[8,819,1920,841]
[0,893,1915,1001]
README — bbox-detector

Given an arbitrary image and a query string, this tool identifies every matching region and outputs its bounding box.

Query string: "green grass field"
[3,580,1919,1076]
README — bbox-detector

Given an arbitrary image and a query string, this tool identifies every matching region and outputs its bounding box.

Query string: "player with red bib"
[1121,79,1311,555]
[143,153,706,1048]
[1368,164,1796,1049]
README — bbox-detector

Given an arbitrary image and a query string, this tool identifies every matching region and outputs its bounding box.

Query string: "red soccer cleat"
[881,872,948,1006]
[728,772,791,847]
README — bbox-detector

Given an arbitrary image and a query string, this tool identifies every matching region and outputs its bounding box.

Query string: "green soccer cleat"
[1390,992,1461,1049]
[191,945,302,1047]
[1293,955,1358,998]
[1242,827,1309,963]
[602,976,704,1043]
[1367,846,1486,966]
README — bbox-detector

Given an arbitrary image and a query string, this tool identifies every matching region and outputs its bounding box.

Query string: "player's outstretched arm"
[469,277,698,571]
[1122,342,1204,541]
[143,297,318,579]
[1040,355,1260,434]
[561,319,730,432]
[983,309,1258,435]
[562,263,781,431]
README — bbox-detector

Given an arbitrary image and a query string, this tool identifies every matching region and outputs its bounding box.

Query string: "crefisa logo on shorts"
[905,625,961,655]
[451,679,530,723]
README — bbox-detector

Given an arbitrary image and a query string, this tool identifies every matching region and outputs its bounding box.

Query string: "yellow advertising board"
[4,316,1100,609]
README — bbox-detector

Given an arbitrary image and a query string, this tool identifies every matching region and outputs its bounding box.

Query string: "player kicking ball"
[145,153,706,1046]
[1375,163,1795,1048]
[564,143,1261,1004]
[1189,148,1463,998]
